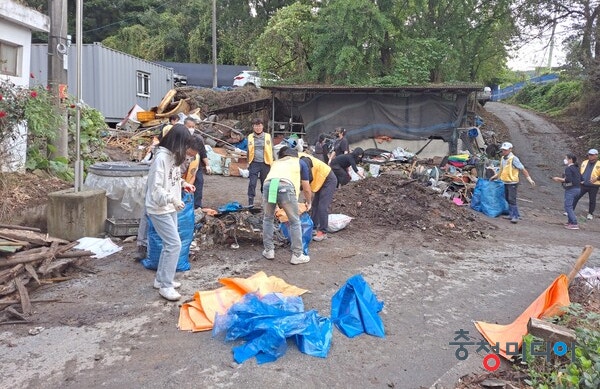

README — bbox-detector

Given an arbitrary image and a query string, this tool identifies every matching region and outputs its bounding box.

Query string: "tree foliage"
[19,0,597,87]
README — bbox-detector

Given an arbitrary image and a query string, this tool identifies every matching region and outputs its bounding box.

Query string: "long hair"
[352,147,364,162]
[159,124,192,166]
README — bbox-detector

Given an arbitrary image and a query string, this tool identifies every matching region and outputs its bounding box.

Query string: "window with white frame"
[136,71,150,96]
[0,41,22,77]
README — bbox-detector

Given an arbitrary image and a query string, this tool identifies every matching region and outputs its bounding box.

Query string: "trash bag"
[470,178,508,217]
[331,274,385,338]
[141,191,193,272]
[212,293,332,364]
[328,214,353,232]
[279,212,313,255]
[217,201,243,213]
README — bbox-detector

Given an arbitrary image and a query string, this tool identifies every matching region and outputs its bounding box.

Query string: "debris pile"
[332,174,495,238]
[0,226,93,324]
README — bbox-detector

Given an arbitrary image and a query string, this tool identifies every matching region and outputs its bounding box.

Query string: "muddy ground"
[1,102,600,389]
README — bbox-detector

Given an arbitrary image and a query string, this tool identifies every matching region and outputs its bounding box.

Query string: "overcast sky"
[507,25,569,71]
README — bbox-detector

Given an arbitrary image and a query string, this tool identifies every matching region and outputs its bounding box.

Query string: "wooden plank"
[5,306,29,321]
[24,264,40,285]
[527,318,576,345]
[567,245,594,284]
[14,277,32,315]
[0,224,41,232]
[0,245,21,253]
[0,264,24,285]
[0,228,69,246]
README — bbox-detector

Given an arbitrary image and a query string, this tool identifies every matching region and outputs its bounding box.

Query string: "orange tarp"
[474,274,570,359]
[178,271,309,332]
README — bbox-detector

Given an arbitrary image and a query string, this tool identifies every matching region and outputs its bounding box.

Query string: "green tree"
[309,0,391,84]
[253,2,315,78]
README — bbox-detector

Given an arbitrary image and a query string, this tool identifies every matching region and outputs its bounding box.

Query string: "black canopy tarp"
[299,92,469,144]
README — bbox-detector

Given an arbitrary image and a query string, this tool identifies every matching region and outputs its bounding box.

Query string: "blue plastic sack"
[279,212,314,255]
[331,274,385,338]
[213,293,332,364]
[470,178,508,217]
[141,192,194,272]
[217,201,243,213]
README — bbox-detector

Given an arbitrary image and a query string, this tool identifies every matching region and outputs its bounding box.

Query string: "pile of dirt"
[175,86,271,114]
[0,172,71,226]
[331,174,495,239]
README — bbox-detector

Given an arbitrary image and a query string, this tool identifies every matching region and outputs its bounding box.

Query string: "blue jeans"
[564,187,580,224]
[262,180,302,256]
[148,212,181,288]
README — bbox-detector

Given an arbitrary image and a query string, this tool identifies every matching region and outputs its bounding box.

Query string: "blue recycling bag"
[279,212,314,255]
[470,178,509,217]
[141,191,194,272]
[217,201,243,213]
[212,293,332,364]
[331,274,385,338]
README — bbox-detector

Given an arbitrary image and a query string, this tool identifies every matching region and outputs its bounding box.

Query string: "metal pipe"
[74,0,83,191]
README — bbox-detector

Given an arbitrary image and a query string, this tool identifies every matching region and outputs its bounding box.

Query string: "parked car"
[476,86,492,106]
[173,73,188,87]
[233,70,281,88]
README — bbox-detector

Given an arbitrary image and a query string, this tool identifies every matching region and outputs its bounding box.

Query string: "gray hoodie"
[145,146,182,215]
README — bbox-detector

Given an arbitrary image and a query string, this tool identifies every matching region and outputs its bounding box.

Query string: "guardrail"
[492,73,559,101]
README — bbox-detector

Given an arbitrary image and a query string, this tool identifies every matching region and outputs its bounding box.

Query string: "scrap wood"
[24,264,40,285]
[5,306,29,321]
[0,224,41,232]
[0,228,69,246]
[0,264,24,284]
[14,276,31,315]
[0,298,63,308]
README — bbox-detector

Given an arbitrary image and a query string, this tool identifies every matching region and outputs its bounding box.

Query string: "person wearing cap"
[261,147,312,265]
[247,118,273,206]
[330,147,366,187]
[573,148,600,220]
[490,142,536,223]
[183,118,211,209]
[299,151,338,241]
[328,127,349,164]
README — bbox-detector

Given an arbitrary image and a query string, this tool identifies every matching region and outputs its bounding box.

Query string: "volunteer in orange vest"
[490,142,535,223]
[573,148,600,220]
[299,151,338,242]
[247,118,273,206]
[262,147,312,265]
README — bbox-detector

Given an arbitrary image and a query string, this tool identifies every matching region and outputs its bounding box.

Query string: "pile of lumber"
[0,225,93,324]
[136,89,197,128]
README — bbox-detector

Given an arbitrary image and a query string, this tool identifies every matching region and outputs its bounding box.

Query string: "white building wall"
[0,0,50,172]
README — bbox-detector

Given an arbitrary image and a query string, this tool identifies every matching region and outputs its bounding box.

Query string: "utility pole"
[47,0,69,159]
[547,21,557,71]
[212,0,217,88]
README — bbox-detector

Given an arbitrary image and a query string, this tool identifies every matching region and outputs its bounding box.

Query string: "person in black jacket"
[552,153,581,229]
[330,147,365,187]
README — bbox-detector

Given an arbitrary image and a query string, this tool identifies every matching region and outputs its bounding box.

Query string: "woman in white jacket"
[146,124,195,301]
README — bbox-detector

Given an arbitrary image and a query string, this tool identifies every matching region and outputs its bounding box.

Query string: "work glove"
[206,166,212,175]
[172,198,185,211]
[526,176,536,186]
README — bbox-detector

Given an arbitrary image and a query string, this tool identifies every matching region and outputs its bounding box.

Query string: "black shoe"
[135,245,147,261]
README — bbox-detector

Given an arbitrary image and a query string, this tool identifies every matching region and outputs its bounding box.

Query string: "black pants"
[573,185,599,215]
[247,161,271,201]
[193,168,204,209]
[311,171,338,232]
[332,166,351,187]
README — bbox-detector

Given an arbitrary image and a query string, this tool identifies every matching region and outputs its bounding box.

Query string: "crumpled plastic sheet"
[577,267,600,289]
[331,274,385,338]
[85,173,146,212]
[212,293,332,364]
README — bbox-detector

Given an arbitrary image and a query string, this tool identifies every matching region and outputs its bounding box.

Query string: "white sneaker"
[262,249,275,260]
[587,214,593,220]
[159,287,181,301]
[290,253,310,265]
[154,279,181,289]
